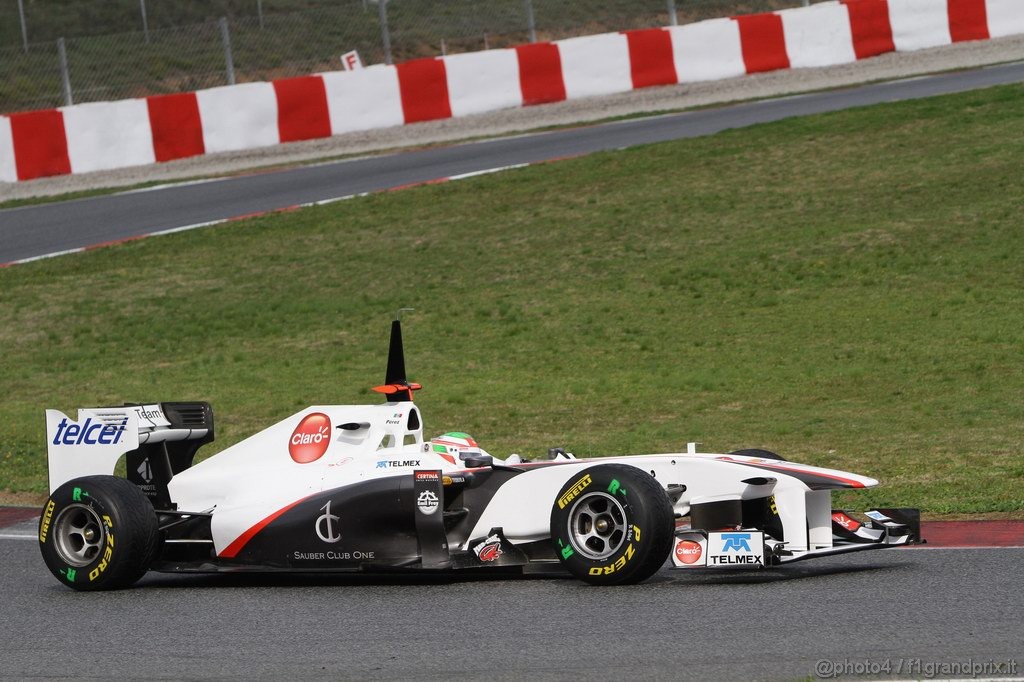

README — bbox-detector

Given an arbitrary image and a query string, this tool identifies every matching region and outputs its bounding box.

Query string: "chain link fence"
[1,0,803,114]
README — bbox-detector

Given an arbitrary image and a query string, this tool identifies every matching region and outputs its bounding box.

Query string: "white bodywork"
[46,400,879,559]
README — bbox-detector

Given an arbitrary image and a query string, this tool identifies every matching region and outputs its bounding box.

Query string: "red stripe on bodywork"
[219,496,312,559]
[624,28,678,89]
[733,13,790,74]
[842,0,896,60]
[947,0,989,42]
[9,109,71,180]
[716,457,867,488]
[396,58,452,124]
[515,43,566,106]
[147,92,205,163]
[273,75,332,143]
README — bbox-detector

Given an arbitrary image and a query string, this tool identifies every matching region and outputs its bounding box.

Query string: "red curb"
[0,506,40,529]
[919,521,1024,548]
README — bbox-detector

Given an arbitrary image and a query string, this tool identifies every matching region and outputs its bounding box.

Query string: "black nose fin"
[372,319,421,402]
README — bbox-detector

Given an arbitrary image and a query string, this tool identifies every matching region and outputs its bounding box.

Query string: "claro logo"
[289,413,332,463]
[675,539,702,565]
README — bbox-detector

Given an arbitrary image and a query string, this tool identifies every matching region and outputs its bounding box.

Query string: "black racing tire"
[39,475,159,591]
[729,448,786,461]
[550,464,674,586]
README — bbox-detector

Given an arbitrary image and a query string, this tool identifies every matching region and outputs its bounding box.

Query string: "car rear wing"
[45,402,214,501]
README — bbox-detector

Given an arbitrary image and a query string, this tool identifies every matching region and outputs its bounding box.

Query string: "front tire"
[550,464,674,585]
[39,475,158,591]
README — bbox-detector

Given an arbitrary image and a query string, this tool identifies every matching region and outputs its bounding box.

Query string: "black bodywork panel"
[152,461,568,574]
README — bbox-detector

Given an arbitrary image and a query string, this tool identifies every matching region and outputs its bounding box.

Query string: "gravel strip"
[2,34,1022,202]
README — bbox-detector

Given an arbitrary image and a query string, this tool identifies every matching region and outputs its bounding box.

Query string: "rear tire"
[550,464,674,586]
[39,475,158,591]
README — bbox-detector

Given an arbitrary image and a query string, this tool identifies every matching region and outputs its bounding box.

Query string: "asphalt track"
[3,61,1024,265]
[0,513,1022,681]
[3,64,1023,682]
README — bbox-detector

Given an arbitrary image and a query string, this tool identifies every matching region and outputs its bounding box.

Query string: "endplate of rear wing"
[45,402,213,494]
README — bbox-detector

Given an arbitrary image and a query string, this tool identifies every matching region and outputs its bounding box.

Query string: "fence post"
[378,0,393,65]
[219,17,236,85]
[524,0,537,43]
[140,0,150,43]
[257,0,264,29]
[667,0,678,26]
[17,0,29,53]
[57,38,73,106]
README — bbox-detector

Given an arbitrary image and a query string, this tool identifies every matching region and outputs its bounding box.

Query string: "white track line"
[1,163,528,268]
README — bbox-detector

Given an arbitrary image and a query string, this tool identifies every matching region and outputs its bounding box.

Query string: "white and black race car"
[38,319,921,590]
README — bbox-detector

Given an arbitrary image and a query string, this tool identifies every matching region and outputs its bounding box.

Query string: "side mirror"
[462,454,493,468]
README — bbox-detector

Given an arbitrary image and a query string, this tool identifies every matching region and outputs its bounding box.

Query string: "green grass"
[2,84,1023,515]
[1,0,786,46]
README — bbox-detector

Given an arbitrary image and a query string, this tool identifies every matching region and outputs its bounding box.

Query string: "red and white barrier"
[781,3,857,68]
[63,99,155,174]
[445,49,522,118]
[1,0,1021,184]
[889,0,953,50]
[559,33,634,99]
[0,117,16,183]
[147,92,205,162]
[988,0,1024,38]
[197,82,279,154]
[669,19,746,83]
[322,66,404,135]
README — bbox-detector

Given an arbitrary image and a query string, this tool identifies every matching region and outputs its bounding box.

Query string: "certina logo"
[473,534,503,562]
[675,539,702,565]
[51,417,128,446]
[289,413,332,463]
[415,471,440,481]
[417,490,439,515]
[315,500,341,543]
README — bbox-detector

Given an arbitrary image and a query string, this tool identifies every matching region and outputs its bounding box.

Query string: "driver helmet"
[430,432,483,463]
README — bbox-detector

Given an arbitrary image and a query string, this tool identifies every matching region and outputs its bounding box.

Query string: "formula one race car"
[38,319,921,590]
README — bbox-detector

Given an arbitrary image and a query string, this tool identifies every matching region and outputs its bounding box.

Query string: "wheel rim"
[53,504,105,567]
[567,492,628,560]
